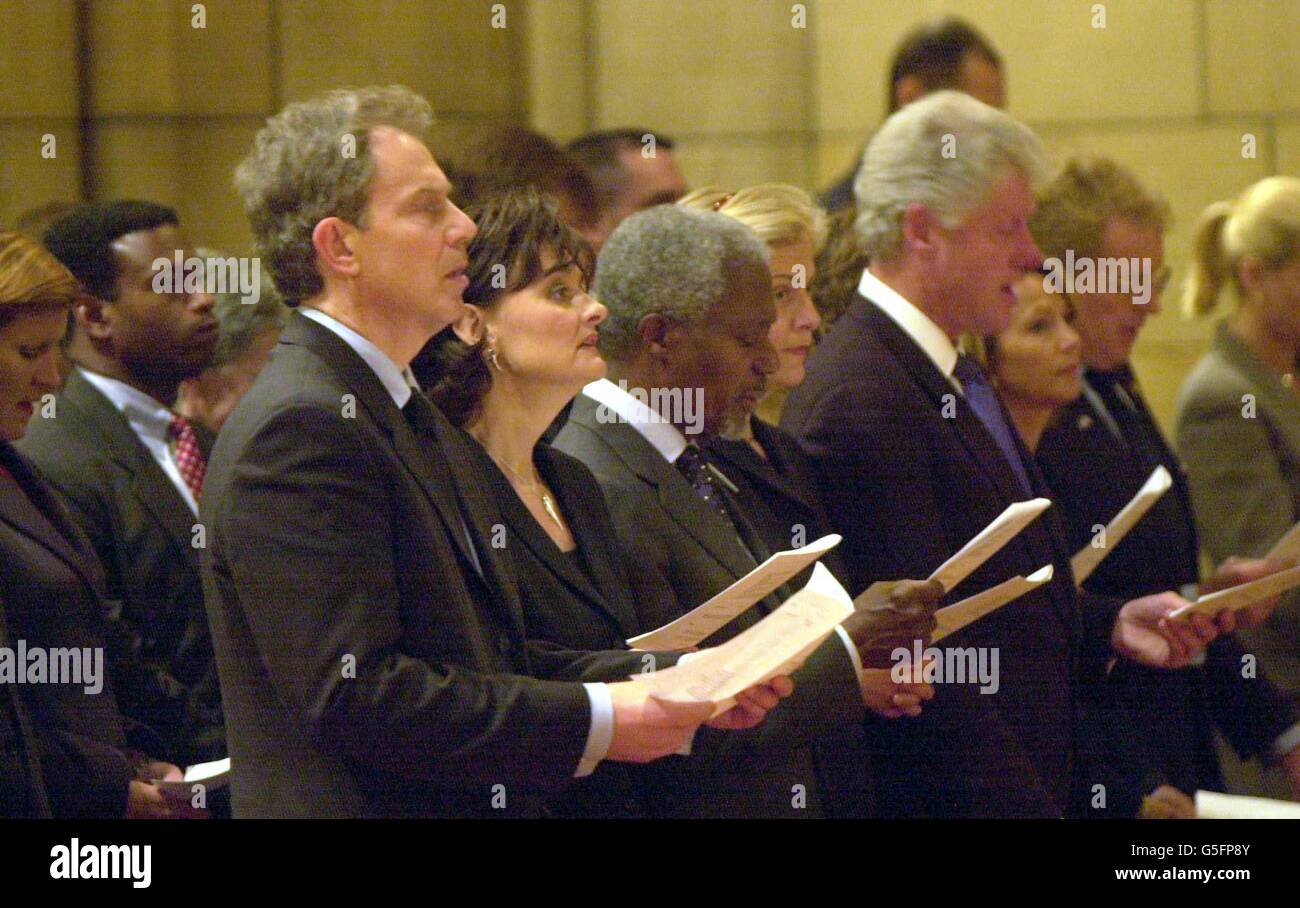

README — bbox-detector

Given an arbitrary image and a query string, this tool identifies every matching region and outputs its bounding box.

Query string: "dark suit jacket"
[782,295,1125,818]
[454,439,669,817]
[0,442,134,818]
[705,417,849,584]
[0,586,51,818]
[16,370,223,766]
[554,393,867,817]
[1038,375,1299,800]
[202,311,600,818]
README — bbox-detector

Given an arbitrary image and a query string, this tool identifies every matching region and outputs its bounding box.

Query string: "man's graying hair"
[855,90,1048,263]
[234,85,434,306]
[594,205,770,363]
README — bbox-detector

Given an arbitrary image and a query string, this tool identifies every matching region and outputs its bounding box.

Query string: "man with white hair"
[783,91,1242,817]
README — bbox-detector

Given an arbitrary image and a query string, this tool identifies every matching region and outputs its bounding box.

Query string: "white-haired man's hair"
[594,205,770,363]
[854,90,1049,263]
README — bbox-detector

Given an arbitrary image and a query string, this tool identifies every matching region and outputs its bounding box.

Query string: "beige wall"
[1,0,529,255]
[529,0,1300,433]
[4,1,1297,430]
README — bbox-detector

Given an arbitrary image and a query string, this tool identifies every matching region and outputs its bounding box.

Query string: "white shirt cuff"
[575,682,614,777]
[834,623,867,683]
[1271,721,1300,762]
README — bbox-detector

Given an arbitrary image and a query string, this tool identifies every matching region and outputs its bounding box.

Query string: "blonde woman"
[1176,176,1300,723]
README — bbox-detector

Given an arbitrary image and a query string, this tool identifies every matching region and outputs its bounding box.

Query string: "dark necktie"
[676,444,739,527]
[401,388,442,438]
[953,354,1033,495]
[1088,365,1169,470]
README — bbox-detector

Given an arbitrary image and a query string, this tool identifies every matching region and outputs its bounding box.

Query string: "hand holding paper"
[628,563,853,715]
[844,577,944,667]
[627,534,842,651]
[1170,563,1300,623]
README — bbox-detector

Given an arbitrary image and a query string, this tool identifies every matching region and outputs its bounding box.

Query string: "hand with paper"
[605,674,795,762]
[1112,592,1223,669]
[1197,555,1291,628]
[842,578,945,668]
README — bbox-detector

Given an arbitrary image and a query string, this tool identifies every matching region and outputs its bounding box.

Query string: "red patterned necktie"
[168,415,207,503]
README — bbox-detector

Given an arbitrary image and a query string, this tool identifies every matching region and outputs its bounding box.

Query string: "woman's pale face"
[1250,256,1300,343]
[991,277,1083,409]
[767,237,821,391]
[483,248,607,394]
[0,309,66,441]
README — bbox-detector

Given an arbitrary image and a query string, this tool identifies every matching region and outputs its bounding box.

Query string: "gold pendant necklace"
[493,454,566,531]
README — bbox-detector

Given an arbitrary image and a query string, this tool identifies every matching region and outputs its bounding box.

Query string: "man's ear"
[900,203,942,257]
[639,313,677,358]
[311,217,361,279]
[453,304,486,346]
[75,292,113,342]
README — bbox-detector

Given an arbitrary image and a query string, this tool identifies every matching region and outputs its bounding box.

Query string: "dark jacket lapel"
[0,443,103,592]
[278,313,484,579]
[864,301,1032,507]
[570,394,758,581]
[59,372,198,566]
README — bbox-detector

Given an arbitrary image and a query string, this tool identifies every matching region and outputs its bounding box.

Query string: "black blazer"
[456,439,665,817]
[782,295,1125,818]
[705,417,849,584]
[16,369,223,766]
[0,586,51,818]
[0,442,134,818]
[554,393,867,817]
[201,312,598,818]
[1038,378,1299,799]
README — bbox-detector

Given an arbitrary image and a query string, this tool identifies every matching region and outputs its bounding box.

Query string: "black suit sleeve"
[29,470,192,753]
[1203,635,1300,760]
[212,403,592,793]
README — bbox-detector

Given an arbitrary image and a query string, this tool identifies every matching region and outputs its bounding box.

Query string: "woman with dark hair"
[0,229,184,818]
[413,188,798,817]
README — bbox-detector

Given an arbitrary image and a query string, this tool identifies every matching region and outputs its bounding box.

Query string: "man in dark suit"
[20,201,226,774]
[1030,157,1300,806]
[783,91,1234,818]
[555,204,942,816]
[204,85,774,818]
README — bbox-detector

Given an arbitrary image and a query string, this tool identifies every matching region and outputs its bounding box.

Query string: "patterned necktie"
[952,354,1033,495]
[1089,365,1168,470]
[675,444,737,526]
[168,415,207,503]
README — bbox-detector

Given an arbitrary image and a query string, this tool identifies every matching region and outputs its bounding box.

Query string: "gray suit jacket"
[554,393,867,817]
[1176,321,1300,698]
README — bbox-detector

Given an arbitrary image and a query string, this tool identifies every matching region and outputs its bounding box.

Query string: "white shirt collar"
[581,377,690,464]
[858,268,959,382]
[77,368,174,443]
[299,307,418,408]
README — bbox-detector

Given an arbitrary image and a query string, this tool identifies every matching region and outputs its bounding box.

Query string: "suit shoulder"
[1175,352,1252,424]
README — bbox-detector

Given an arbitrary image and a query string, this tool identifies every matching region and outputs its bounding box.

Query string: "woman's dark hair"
[412,186,595,428]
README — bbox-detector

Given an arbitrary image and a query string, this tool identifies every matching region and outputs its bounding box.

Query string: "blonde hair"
[678,184,828,252]
[1184,176,1300,316]
[0,229,79,328]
